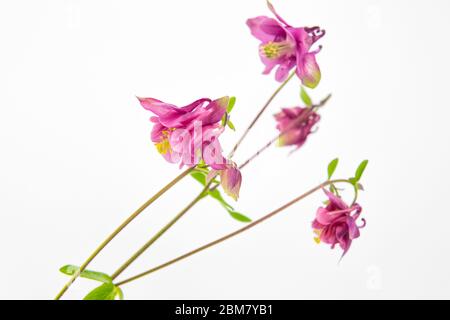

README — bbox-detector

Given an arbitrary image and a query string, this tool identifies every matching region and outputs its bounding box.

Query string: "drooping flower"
[138,96,229,169]
[274,106,320,150]
[312,189,366,257]
[208,161,242,201]
[246,1,325,87]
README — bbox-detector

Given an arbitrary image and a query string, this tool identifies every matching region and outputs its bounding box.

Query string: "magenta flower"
[208,162,242,201]
[312,189,366,257]
[274,106,320,150]
[138,96,229,169]
[246,1,325,87]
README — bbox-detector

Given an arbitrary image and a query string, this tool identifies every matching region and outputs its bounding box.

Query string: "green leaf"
[208,188,234,211]
[354,160,369,182]
[227,119,236,131]
[191,168,252,223]
[300,86,312,107]
[190,172,207,186]
[59,265,112,284]
[228,211,252,223]
[327,158,339,179]
[84,283,117,300]
[227,96,236,113]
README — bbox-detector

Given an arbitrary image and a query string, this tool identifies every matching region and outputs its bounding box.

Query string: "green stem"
[110,180,214,281]
[115,179,355,287]
[54,167,193,300]
[228,71,296,159]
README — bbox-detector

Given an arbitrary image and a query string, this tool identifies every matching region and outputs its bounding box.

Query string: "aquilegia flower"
[312,189,366,257]
[247,1,325,87]
[274,106,320,150]
[138,96,229,169]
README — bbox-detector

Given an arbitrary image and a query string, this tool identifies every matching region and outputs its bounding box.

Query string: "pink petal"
[275,58,296,82]
[220,165,242,201]
[246,16,285,42]
[296,52,321,89]
[323,189,349,210]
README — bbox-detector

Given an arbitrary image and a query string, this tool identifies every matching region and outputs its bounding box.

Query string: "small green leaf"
[191,168,251,223]
[59,265,112,284]
[300,86,312,107]
[228,211,252,223]
[227,119,236,131]
[209,188,234,211]
[327,158,339,179]
[227,96,236,113]
[84,283,116,300]
[354,160,369,182]
[190,172,207,186]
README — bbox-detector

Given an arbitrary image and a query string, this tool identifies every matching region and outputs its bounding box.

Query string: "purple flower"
[312,189,366,257]
[138,96,229,169]
[247,1,325,87]
[274,106,320,150]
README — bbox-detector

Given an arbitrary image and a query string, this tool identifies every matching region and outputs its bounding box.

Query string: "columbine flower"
[247,1,325,87]
[274,106,320,151]
[312,189,366,257]
[208,161,242,201]
[138,96,229,169]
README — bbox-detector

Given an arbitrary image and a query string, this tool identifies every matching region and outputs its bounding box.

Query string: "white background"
[1,0,449,300]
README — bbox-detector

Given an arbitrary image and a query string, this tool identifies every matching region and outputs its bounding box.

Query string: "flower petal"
[220,165,242,201]
[296,52,321,89]
[246,16,285,42]
[275,58,296,82]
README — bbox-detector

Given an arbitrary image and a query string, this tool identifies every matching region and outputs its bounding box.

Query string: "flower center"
[260,41,293,59]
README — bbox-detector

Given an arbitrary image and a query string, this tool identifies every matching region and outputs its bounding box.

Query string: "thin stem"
[228,71,296,159]
[110,180,214,280]
[115,179,353,287]
[54,167,193,300]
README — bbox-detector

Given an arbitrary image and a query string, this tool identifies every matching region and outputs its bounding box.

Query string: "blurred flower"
[247,1,325,87]
[274,106,320,150]
[312,189,366,257]
[138,96,229,169]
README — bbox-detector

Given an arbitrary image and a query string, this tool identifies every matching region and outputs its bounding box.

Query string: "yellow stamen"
[313,229,321,244]
[154,130,173,155]
[155,139,171,155]
[260,41,293,59]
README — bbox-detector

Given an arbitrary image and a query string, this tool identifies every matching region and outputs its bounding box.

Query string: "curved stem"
[54,167,193,300]
[115,179,353,287]
[110,180,214,281]
[228,71,296,159]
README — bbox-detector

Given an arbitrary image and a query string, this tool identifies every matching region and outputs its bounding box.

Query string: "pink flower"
[274,106,320,150]
[312,189,366,257]
[138,96,229,169]
[247,1,325,87]
[208,162,242,201]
